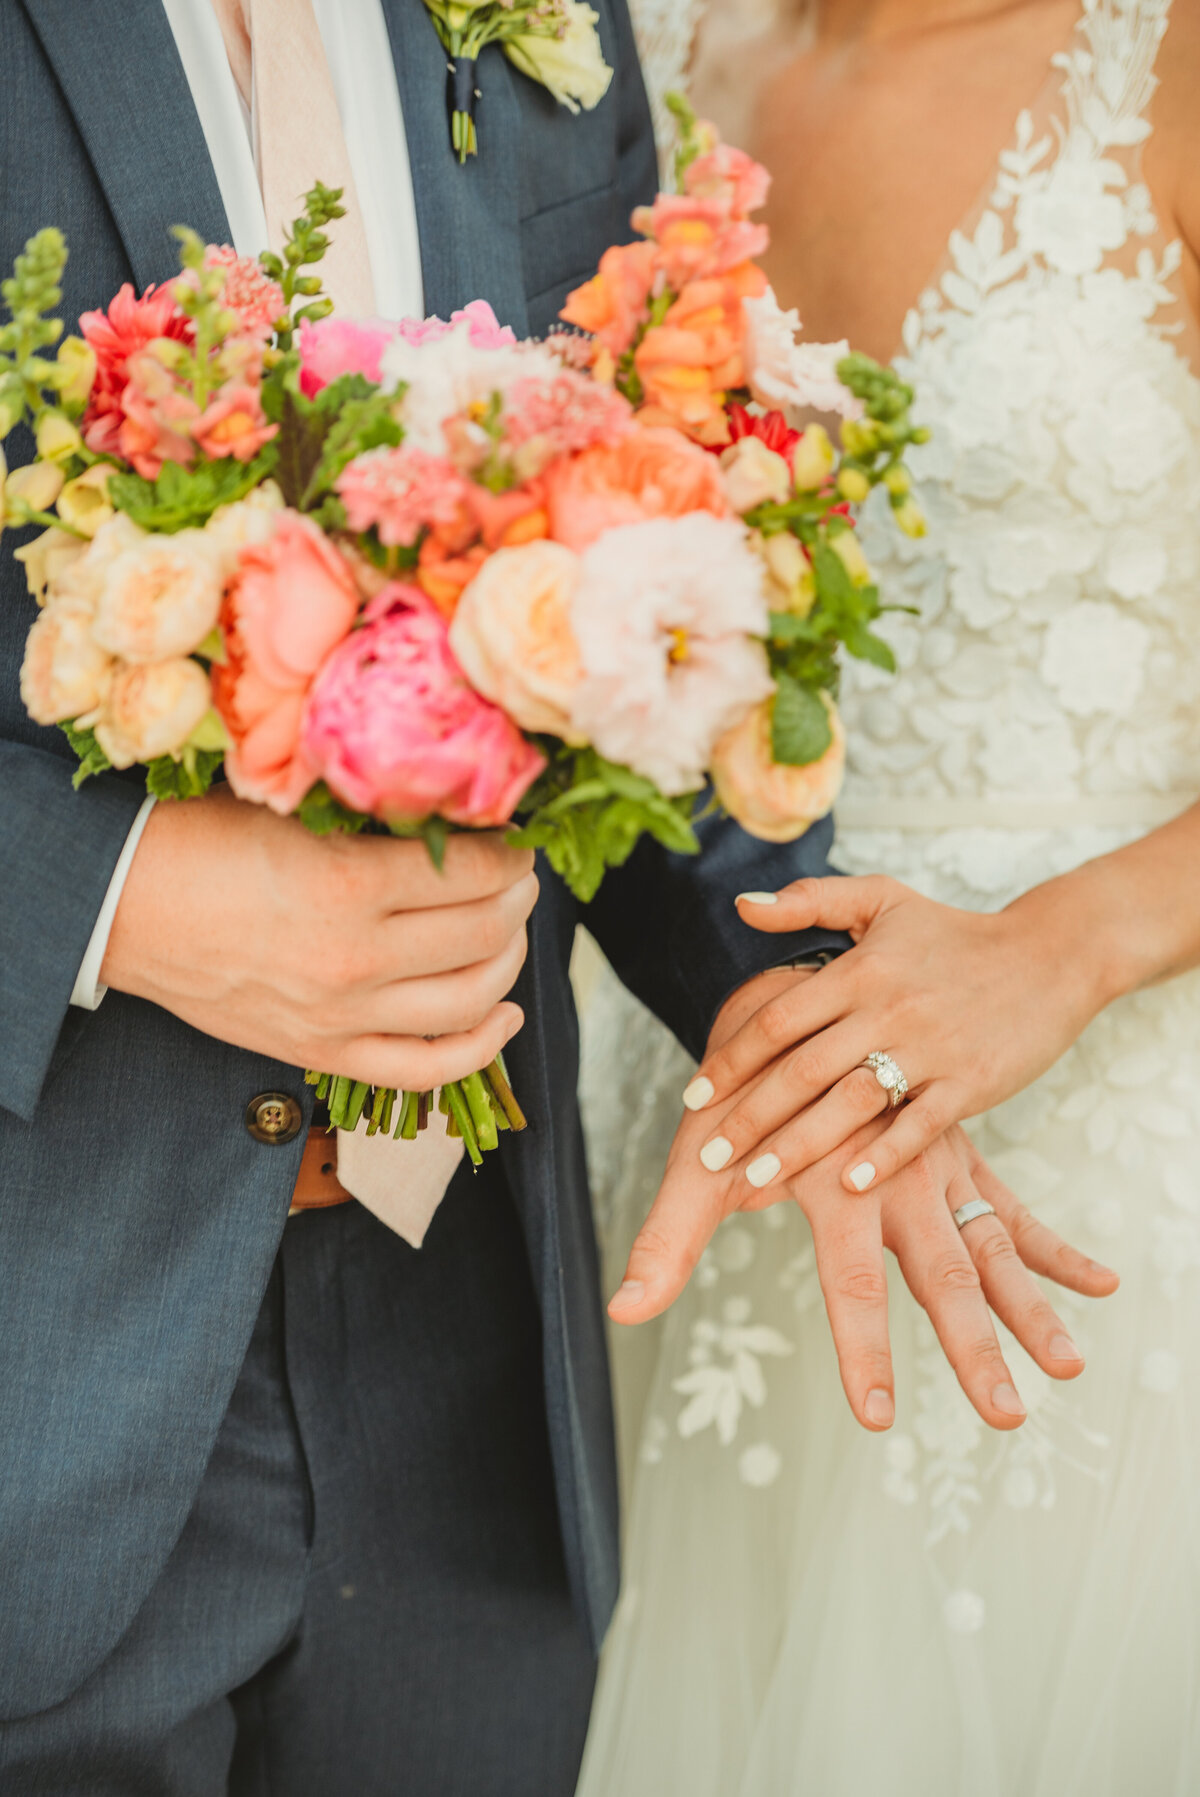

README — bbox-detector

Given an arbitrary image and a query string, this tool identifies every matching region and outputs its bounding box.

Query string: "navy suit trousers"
[0,1181,596,1795]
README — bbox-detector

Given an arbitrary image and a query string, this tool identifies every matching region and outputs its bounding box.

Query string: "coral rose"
[213,511,360,813]
[711,691,845,841]
[92,530,225,664]
[303,587,545,828]
[95,658,213,768]
[545,425,729,552]
[20,598,114,725]
[449,541,584,739]
[559,240,657,359]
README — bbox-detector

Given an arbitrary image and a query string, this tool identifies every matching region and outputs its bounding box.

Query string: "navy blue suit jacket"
[0,0,847,1719]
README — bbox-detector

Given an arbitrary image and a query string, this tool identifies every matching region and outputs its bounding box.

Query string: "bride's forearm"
[1009,800,1200,1012]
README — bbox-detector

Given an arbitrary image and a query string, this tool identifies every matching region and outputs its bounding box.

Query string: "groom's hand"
[608,968,1115,1432]
[102,786,537,1087]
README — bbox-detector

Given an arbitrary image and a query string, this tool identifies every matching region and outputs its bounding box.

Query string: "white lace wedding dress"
[575,1,1200,1790]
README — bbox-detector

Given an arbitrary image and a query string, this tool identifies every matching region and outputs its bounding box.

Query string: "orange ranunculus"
[465,478,551,551]
[544,425,730,552]
[560,241,658,360]
[633,274,758,446]
[416,537,489,617]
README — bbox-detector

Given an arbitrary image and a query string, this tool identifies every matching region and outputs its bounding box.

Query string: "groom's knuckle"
[932,1253,982,1294]
[972,1229,1017,1274]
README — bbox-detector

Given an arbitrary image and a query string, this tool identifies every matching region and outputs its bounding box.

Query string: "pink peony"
[79,282,191,461]
[201,246,285,341]
[395,300,518,351]
[298,315,401,398]
[335,446,471,548]
[302,586,545,827]
[212,511,361,813]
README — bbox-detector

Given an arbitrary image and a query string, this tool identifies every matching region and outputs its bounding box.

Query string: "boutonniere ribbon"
[419,0,614,161]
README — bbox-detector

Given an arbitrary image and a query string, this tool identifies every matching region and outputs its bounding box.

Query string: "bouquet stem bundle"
[306,1056,527,1167]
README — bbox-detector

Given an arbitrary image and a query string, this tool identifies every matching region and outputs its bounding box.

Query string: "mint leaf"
[510,747,701,902]
[297,780,368,836]
[60,720,112,787]
[109,451,275,533]
[145,748,224,799]
[771,676,833,766]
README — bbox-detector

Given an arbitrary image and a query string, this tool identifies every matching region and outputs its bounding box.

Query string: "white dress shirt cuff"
[70,797,157,1011]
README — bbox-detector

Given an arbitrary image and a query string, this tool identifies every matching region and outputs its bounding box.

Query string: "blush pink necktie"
[209,0,377,319]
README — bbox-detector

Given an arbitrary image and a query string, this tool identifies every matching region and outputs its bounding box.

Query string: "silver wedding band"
[953,1198,996,1230]
[862,1051,909,1109]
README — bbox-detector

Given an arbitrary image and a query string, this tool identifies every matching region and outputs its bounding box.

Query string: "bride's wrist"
[1004,861,1143,1019]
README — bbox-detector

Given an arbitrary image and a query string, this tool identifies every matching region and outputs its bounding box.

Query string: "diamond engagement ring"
[862,1051,909,1109]
[953,1199,996,1230]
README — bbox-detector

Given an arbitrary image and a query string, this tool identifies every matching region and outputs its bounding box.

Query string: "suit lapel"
[18,0,229,291]
[378,0,529,333]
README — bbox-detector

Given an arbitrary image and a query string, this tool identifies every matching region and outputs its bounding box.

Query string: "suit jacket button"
[245,1092,304,1144]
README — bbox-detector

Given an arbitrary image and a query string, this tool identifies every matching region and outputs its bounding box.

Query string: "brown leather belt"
[289,1126,354,1213]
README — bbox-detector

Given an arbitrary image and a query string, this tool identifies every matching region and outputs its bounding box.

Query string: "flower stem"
[461,1071,499,1153]
[483,1058,527,1131]
[443,1079,483,1166]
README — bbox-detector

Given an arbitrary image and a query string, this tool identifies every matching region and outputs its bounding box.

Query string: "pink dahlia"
[302,586,545,828]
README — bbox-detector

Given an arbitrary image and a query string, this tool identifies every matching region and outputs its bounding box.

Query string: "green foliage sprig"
[258,182,346,350]
[512,747,701,902]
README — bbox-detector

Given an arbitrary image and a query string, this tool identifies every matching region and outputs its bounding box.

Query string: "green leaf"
[296,781,368,836]
[386,812,449,871]
[60,720,112,788]
[842,624,896,672]
[771,676,833,767]
[509,746,701,901]
[145,747,224,799]
[109,451,275,533]
[810,542,856,610]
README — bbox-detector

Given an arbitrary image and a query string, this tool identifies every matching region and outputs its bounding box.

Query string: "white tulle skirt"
[574,937,1200,1797]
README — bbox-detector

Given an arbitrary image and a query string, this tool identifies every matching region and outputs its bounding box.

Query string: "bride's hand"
[683,874,1118,1198]
[608,968,1118,1433]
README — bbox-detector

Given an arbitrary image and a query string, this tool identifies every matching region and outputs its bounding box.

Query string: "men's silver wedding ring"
[862,1051,909,1109]
[952,1199,996,1230]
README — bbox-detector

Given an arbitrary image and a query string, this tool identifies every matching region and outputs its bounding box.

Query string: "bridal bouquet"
[1,116,923,1162]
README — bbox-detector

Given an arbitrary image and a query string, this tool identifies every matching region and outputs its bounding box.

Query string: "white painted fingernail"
[736,891,777,905]
[746,1152,781,1189]
[682,1075,714,1111]
[864,1389,894,1428]
[848,1161,876,1192]
[699,1135,733,1172]
[609,1279,644,1313]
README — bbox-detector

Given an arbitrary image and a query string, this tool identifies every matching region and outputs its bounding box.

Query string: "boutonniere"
[419,0,614,161]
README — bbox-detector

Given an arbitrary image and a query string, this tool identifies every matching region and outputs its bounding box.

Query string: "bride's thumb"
[735,875,888,937]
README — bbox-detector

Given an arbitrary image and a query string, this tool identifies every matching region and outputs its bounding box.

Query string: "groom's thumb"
[735,875,888,938]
